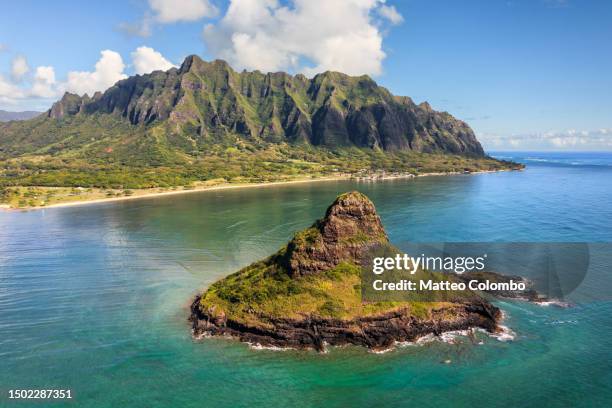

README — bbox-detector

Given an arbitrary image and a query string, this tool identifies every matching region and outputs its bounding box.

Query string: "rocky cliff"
[44,55,484,156]
[281,192,388,277]
[190,192,503,351]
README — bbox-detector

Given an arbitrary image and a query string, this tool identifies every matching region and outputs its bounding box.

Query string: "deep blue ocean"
[1,151,611,407]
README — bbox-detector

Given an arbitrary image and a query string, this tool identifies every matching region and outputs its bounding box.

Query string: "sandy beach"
[2,169,512,211]
[4,176,350,211]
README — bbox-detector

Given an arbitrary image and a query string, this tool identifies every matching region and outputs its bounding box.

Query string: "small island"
[190,191,516,351]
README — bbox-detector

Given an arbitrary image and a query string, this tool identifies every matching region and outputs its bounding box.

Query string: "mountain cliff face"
[40,55,484,156]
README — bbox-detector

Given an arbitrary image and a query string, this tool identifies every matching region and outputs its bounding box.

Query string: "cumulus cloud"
[149,0,217,23]
[131,46,176,74]
[378,4,403,25]
[0,74,25,100]
[11,56,30,81]
[31,66,57,98]
[1,51,128,104]
[121,0,217,37]
[1,47,177,109]
[202,0,404,76]
[479,128,612,151]
[64,50,127,96]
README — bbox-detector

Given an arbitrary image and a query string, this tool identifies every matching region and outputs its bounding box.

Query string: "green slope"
[0,55,521,194]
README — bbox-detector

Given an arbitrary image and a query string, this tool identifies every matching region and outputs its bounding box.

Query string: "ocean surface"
[1,151,611,407]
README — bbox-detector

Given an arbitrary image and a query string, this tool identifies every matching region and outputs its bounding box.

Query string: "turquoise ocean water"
[1,152,611,407]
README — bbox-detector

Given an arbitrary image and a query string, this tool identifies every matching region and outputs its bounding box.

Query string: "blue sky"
[1,0,611,151]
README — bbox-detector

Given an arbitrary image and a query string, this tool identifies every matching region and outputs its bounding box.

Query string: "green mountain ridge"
[0,56,519,197]
[0,55,484,162]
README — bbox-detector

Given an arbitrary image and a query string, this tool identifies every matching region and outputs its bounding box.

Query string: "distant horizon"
[488,150,612,154]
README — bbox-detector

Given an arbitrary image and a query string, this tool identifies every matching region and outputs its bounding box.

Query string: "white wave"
[545,319,578,325]
[247,342,296,351]
[192,331,213,340]
[416,333,437,344]
[535,300,572,308]
[489,325,516,342]
[370,346,395,354]
[438,330,471,344]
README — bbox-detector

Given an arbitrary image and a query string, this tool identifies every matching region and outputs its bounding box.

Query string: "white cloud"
[1,47,175,109]
[64,50,127,96]
[11,56,30,81]
[118,16,154,38]
[1,50,134,109]
[31,66,58,98]
[479,128,612,151]
[202,0,404,76]
[149,0,218,23]
[0,74,25,99]
[120,0,217,37]
[131,46,176,74]
[378,4,403,25]
[0,43,7,52]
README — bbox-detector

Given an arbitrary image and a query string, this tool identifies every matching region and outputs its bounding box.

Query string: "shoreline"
[1,169,516,211]
[4,176,350,211]
[190,295,502,353]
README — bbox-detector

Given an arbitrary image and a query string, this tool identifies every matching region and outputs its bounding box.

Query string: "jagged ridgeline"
[53,56,484,153]
[0,56,519,189]
[191,192,501,351]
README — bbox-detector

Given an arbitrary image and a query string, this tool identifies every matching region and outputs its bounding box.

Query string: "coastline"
[190,296,502,353]
[1,169,517,211]
[4,176,350,211]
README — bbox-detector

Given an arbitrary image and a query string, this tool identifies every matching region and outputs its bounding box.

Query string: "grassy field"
[200,258,439,328]
[199,253,481,328]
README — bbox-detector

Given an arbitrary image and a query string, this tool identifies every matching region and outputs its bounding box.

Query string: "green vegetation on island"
[191,192,502,351]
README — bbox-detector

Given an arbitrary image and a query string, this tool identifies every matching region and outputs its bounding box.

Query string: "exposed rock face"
[191,298,501,352]
[49,93,90,119]
[190,191,506,352]
[281,192,388,277]
[44,55,485,156]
